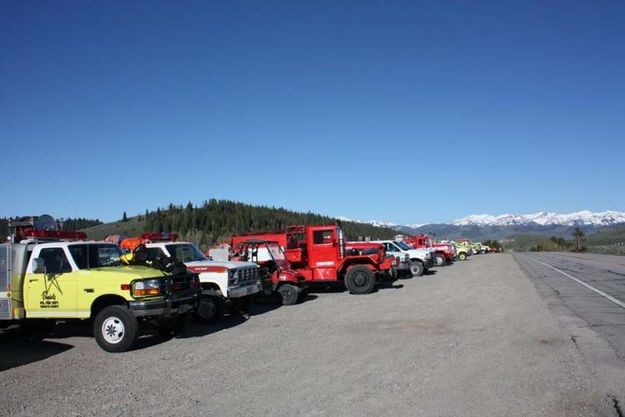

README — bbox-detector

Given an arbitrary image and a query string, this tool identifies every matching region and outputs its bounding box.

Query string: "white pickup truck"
[370,240,435,277]
[143,241,260,322]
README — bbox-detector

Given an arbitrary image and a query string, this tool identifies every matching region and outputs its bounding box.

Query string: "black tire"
[390,266,398,281]
[458,252,467,261]
[157,313,187,338]
[409,261,424,277]
[344,265,376,295]
[298,287,310,302]
[93,305,139,353]
[194,292,224,323]
[277,283,300,305]
[435,254,446,267]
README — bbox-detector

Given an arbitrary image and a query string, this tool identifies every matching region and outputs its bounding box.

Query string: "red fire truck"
[402,234,455,266]
[230,224,395,294]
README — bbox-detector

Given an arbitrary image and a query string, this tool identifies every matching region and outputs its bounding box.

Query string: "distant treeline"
[529,236,575,252]
[144,199,397,248]
[0,217,102,241]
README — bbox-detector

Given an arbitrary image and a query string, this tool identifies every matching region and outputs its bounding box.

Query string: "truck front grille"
[235,267,258,285]
[0,245,9,292]
[0,299,11,320]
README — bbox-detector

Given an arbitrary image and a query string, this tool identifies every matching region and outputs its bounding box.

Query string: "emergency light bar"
[24,230,87,240]
[139,232,179,242]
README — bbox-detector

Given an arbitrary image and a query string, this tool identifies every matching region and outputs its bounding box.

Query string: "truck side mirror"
[32,258,46,274]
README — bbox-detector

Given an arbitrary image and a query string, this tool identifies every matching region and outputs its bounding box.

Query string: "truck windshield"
[165,244,207,263]
[69,244,122,269]
[267,243,286,261]
[395,241,412,250]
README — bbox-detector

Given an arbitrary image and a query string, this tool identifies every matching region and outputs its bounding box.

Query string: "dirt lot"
[1,253,624,417]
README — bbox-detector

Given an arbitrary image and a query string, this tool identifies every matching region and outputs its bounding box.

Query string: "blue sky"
[1,0,624,224]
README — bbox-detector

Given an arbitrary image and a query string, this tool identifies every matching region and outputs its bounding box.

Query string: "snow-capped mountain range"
[452,210,625,227]
[336,216,423,229]
[339,210,625,230]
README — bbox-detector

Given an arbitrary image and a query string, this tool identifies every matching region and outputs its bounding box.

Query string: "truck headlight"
[133,279,161,297]
[425,253,431,259]
[228,270,237,285]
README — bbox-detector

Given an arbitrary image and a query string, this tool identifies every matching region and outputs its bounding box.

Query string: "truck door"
[309,228,338,280]
[24,247,78,318]
[383,242,401,259]
[71,244,120,318]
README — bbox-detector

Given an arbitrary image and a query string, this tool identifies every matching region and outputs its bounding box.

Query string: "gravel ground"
[1,253,624,417]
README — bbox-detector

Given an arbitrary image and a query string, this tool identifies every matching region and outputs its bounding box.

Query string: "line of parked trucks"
[0,215,498,352]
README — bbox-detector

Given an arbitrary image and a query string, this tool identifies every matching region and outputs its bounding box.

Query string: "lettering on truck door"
[25,247,78,318]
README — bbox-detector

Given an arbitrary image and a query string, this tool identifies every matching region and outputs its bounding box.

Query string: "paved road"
[514,252,625,360]
[1,254,624,417]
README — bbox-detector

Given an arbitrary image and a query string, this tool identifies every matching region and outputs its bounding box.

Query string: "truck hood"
[184,260,257,270]
[407,248,433,257]
[89,265,169,279]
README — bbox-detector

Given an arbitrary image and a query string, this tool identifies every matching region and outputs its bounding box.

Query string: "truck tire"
[94,305,139,353]
[345,266,376,295]
[435,254,446,267]
[390,266,398,281]
[409,261,424,277]
[277,284,300,305]
[195,292,224,323]
[458,252,467,261]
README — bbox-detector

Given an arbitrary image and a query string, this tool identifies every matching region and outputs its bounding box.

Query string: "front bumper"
[397,260,412,271]
[376,266,398,282]
[228,282,261,298]
[129,291,199,318]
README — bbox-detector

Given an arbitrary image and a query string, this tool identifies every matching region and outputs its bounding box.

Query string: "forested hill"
[142,199,397,248]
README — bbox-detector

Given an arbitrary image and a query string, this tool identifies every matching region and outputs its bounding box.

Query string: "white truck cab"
[370,240,434,277]
[143,241,260,322]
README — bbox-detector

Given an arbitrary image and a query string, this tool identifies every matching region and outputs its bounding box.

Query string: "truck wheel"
[194,293,224,323]
[409,261,424,277]
[435,254,446,267]
[458,252,467,261]
[390,266,398,281]
[345,266,376,295]
[277,284,300,305]
[94,305,138,353]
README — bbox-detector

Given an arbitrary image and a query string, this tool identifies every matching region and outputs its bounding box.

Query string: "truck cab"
[370,240,434,277]
[453,241,472,260]
[1,220,199,352]
[404,235,455,266]
[139,238,260,323]
[230,223,395,295]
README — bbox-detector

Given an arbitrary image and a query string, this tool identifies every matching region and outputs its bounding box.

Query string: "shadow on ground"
[0,327,74,372]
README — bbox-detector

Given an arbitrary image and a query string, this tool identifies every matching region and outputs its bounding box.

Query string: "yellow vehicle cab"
[0,218,199,352]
